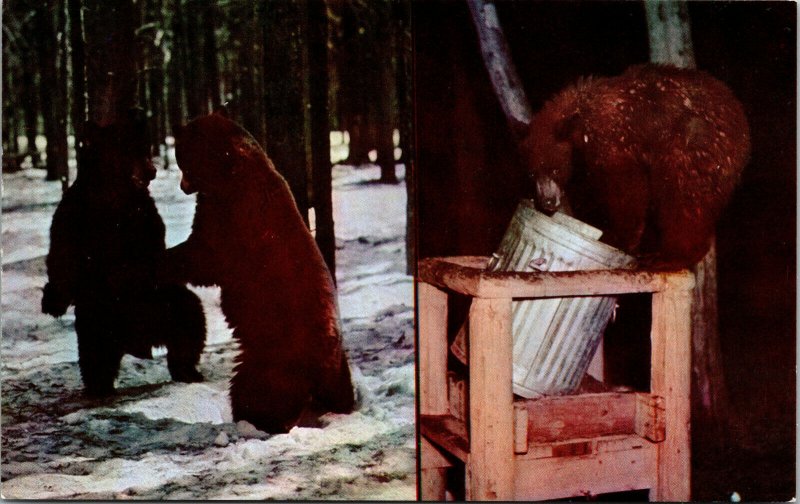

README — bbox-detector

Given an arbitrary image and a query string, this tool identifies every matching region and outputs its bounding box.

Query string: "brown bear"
[523,64,751,268]
[164,110,355,433]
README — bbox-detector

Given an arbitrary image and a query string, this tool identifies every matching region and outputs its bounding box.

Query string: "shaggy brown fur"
[523,64,751,268]
[165,110,354,433]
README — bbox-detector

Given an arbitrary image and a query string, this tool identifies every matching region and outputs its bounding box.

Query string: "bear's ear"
[213,106,229,118]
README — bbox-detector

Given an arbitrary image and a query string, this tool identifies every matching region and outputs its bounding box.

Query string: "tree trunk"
[20,48,40,166]
[394,0,414,274]
[375,2,398,184]
[84,0,138,125]
[645,0,729,446]
[394,0,412,168]
[35,1,69,184]
[55,0,70,189]
[338,1,373,167]
[68,0,86,141]
[345,114,372,166]
[237,3,262,140]
[2,52,20,170]
[308,0,336,279]
[137,0,166,158]
[202,2,221,111]
[465,0,533,140]
[183,1,205,118]
[690,241,728,431]
[645,0,696,68]
[263,0,310,223]
[167,0,186,136]
[142,0,166,155]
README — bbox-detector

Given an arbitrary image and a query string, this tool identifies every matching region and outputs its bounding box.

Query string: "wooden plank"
[635,393,666,442]
[514,442,658,500]
[418,257,695,299]
[417,256,486,298]
[420,468,447,501]
[418,282,449,416]
[650,289,692,501]
[420,414,469,463]
[520,434,651,460]
[421,435,454,469]
[524,393,637,443]
[513,402,529,454]
[420,438,449,501]
[467,297,515,500]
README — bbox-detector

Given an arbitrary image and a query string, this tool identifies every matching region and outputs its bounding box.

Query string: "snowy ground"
[0,161,416,499]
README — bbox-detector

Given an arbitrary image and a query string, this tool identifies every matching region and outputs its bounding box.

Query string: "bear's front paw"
[42,283,71,317]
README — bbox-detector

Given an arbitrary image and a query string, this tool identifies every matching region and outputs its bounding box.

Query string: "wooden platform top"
[417,256,695,298]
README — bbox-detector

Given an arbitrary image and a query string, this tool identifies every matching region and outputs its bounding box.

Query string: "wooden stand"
[418,256,694,501]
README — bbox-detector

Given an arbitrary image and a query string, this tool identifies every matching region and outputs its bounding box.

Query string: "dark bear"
[523,64,751,268]
[164,110,355,433]
[42,109,206,397]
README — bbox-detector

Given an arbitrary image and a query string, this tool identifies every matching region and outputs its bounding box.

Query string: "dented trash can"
[451,200,636,398]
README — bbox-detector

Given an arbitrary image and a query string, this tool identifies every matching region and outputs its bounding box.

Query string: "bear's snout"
[535,175,562,214]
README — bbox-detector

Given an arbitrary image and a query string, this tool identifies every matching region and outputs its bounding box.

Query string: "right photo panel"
[413,1,795,501]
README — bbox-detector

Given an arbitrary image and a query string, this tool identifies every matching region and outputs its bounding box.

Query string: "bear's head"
[173,108,259,197]
[78,108,156,192]
[522,87,584,215]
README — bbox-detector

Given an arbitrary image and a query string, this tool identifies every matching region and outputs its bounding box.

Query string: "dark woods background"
[415,1,795,500]
[2,0,413,277]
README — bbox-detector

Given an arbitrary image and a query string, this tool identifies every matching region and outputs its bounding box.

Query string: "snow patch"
[119,382,232,424]
[2,456,187,500]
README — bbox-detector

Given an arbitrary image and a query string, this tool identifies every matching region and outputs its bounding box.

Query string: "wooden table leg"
[421,437,451,501]
[650,288,692,501]
[418,282,449,416]
[418,282,450,500]
[467,297,514,501]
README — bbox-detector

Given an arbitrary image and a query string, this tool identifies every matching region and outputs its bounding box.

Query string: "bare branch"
[466,0,532,137]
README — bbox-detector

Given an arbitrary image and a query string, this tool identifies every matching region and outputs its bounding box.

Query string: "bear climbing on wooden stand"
[165,110,355,433]
[523,64,750,269]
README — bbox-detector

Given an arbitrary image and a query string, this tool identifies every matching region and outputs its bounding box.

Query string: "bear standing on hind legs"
[165,110,355,434]
[42,110,206,397]
[524,64,750,268]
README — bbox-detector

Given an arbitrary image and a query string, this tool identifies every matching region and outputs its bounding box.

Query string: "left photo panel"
[1,1,415,499]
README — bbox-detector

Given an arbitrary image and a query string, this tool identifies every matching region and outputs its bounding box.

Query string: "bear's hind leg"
[313,351,356,413]
[155,285,207,383]
[646,157,720,268]
[75,306,124,397]
[230,356,313,434]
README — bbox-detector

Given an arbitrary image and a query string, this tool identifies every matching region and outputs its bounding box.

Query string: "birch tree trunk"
[645,0,729,443]
[465,0,532,139]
